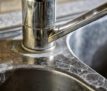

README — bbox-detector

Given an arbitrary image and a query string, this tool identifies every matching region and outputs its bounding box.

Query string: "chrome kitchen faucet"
[0,1,107,90]
[22,0,107,52]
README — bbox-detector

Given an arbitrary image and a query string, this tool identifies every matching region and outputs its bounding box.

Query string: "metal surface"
[50,2,107,42]
[22,0,56,51]
[22,0,107,51]
[66,15,107,78]
[0,1,107,91]
[0,11,85,40]
[0,65,95,91]
[0,38,106,90]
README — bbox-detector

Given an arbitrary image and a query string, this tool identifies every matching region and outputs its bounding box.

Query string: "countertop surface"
[0,0,107,91]
[0,37,107,91]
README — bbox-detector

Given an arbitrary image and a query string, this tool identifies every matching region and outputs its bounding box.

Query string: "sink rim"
[66,32,79,59]
[0,64,96,91]
[66,32,94,68]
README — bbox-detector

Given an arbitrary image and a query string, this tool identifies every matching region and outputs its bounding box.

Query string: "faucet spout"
[49,3,107,43]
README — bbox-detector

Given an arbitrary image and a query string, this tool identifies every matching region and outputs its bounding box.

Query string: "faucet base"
[21,41,56,53]
[0,39,63,65]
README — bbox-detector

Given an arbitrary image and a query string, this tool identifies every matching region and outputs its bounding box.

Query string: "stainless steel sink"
[67,15,107,78]
[0,65,95,91]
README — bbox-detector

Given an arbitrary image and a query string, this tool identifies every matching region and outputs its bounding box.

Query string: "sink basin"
[0,65,95,91]
[67,15,107,78]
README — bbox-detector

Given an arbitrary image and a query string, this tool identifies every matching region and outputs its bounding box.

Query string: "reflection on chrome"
[22,0,107,52]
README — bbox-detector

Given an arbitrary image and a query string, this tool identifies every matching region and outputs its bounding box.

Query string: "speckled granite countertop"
[0,38,107,91]
[0,0,107,91]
